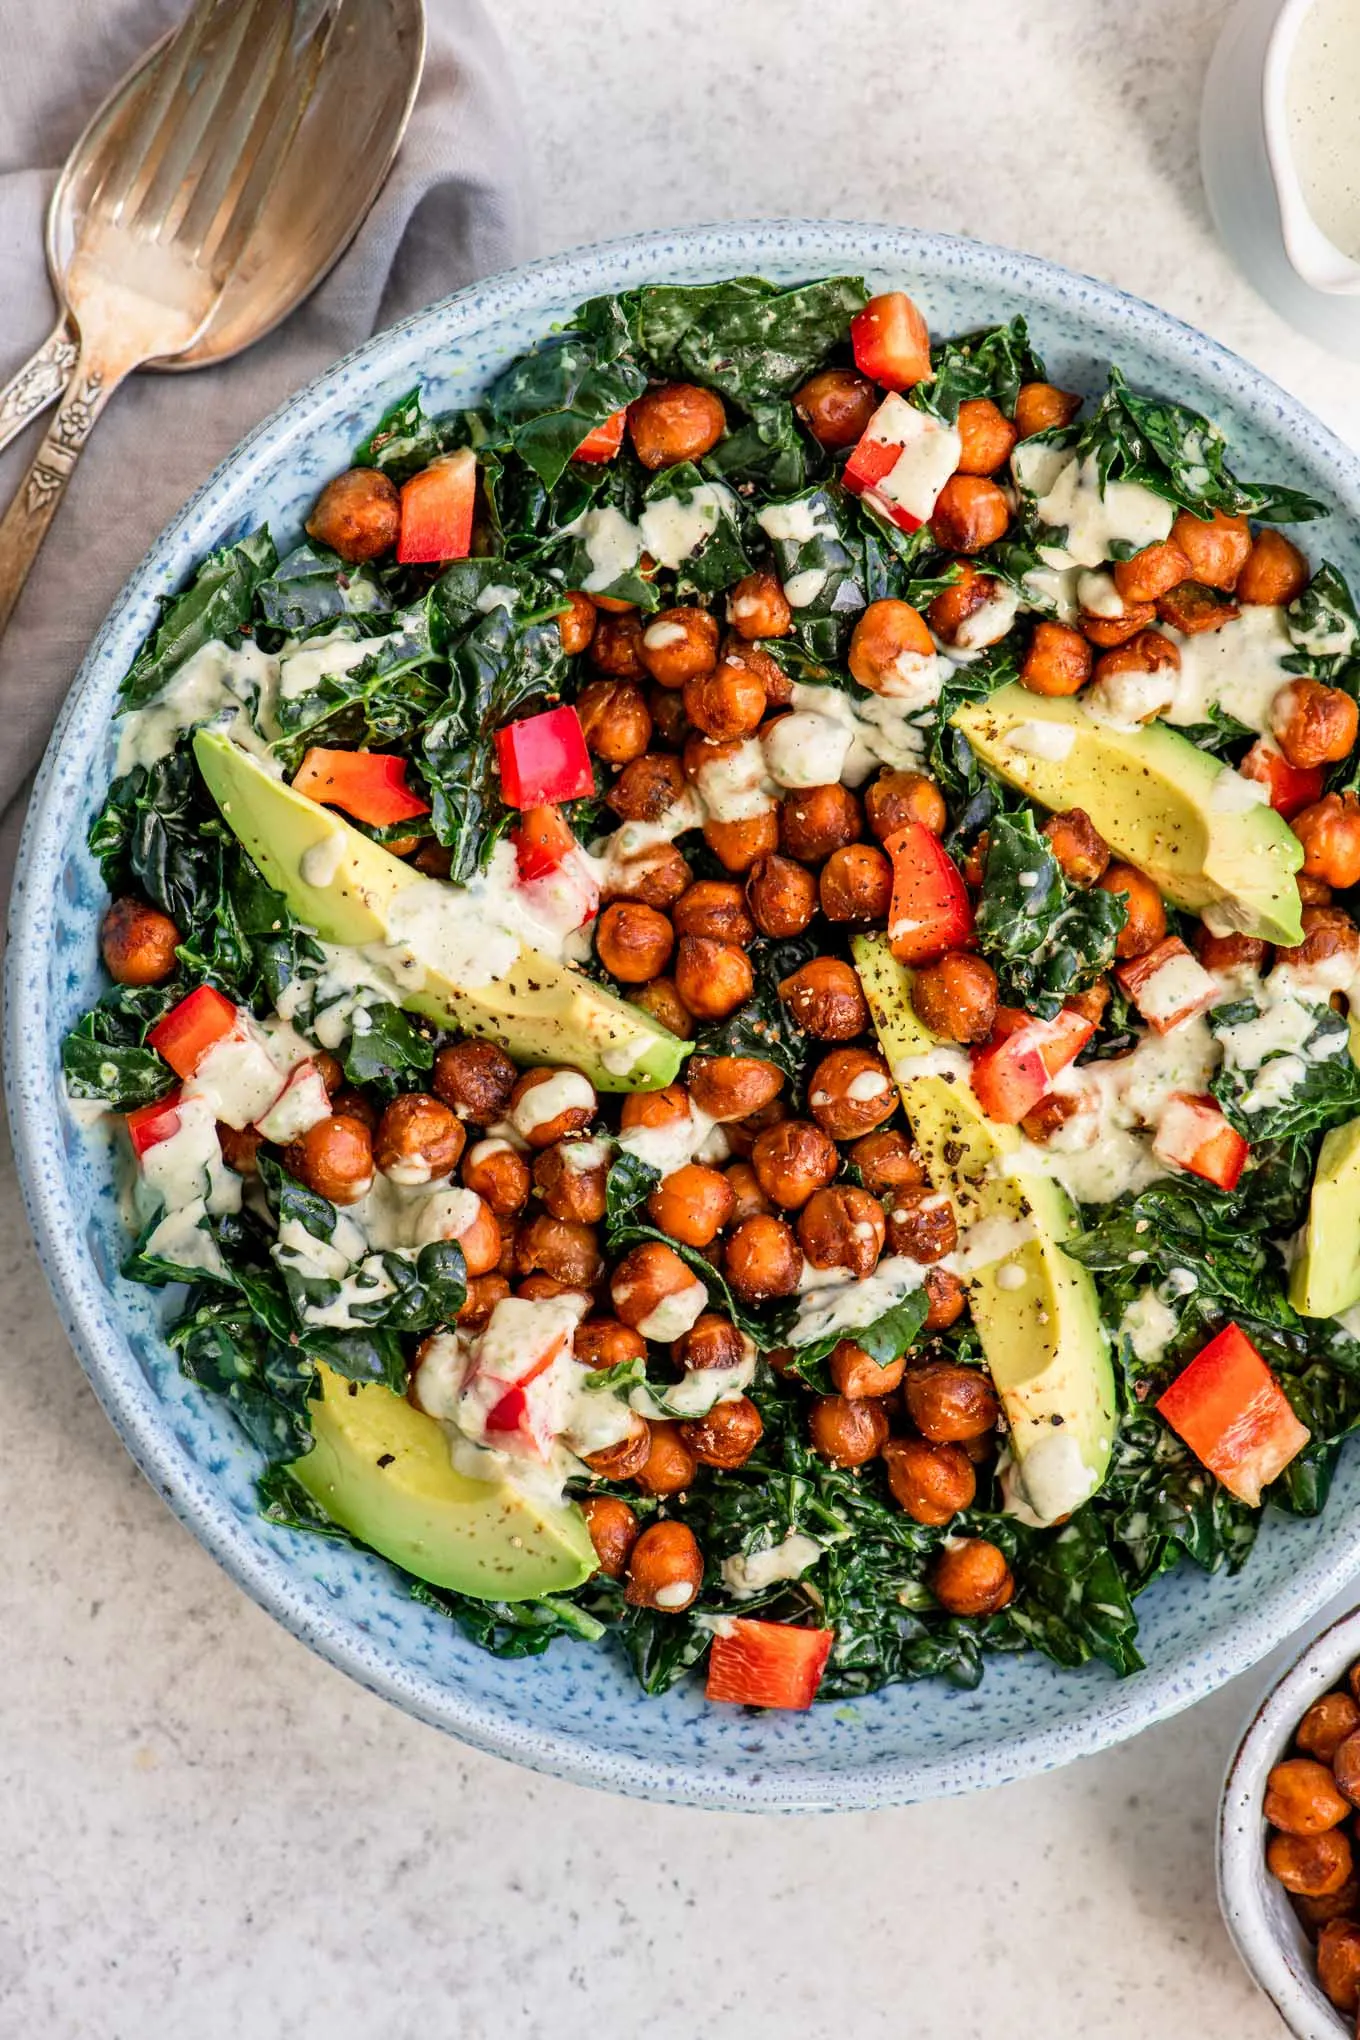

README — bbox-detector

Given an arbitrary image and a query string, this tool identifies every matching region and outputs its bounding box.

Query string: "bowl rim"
[14,214,1360,1812]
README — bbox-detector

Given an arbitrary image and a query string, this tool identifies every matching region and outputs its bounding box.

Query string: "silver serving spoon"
[0,0,426,458]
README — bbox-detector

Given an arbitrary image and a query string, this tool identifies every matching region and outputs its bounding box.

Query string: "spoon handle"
[0,318,79,460]
[0,342,127,639]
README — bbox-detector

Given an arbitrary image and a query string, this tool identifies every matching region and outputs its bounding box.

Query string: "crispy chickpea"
[311,1051,344,1096]
[865,769,947,841]
[928,562,1004,648]
[820,842,893,923]
[647,1163,735,1248]
[1294,904,1360,976]
[704,811,780,873]
[962,833,989,888]
[217,1123,263,1176]
[956,396,1018,475]
[494,1215,518,1278]
[305,466,400,563]
[683,660,767,741]
[673,935,753,1021]
[1042,807,1110,886]
[1098,862,1168,959]
[746,853,818,938]
[1112,540,1192,606]
[930,474,1010,552]
[99,897,181,986]
[1297,1692,1360,1764]
[1021,1093,1083,1145]
[1166,508,1253,591]
[779,783,863,863]
[793,366,878,449]
[413,840,453,879]
[458,1272,512,1332]
[723,1160,771,1224]
[373,1093,466,1184]
[1020,620,1092,697]
[581,1494,640,1580]
[884,1437,976,1526]
[432,1040,518,1125]
[1270,678,1359,770]
[831,1339,906,1399]
[1014,381,1082,437]
[628,977,694,1039]
[624,1518,704,1610]
[1092,629,1181,692]
[751,1119,839,1210]
[634,1421,699,1498]
[923,1266,967,1332]
[514,1215,603,1287]
[1079,598,1157,649]
[611,1238,706,1334]
[1333,1727,1360,1807]
[589,611,646,680]
[1296,1881,1360,1930]
[905,1361,999,1442]
[850,1129,925,1198]
[931,1538,1015,1616]
[628,382,726,470]
[1156,581,1240,636]
[728,569,792,641]
[1293,794,1360,889]
[557,590,597,656]
[685,1054,783,1122]
[681,1395,764,1470]
[619,1083,690,1137]
[1065,981,1112,1028]
[809,1394,889,1468]
[808,1046,897,1140]
[778,957,870,1039]
[1267,1829,1354,1898]
[1238,527,1310,606]
[576,678,652,765]
[603,842,691,912]
[595,901,675,984]
[1318,1919,1360,2015]
[329,1087,377,1134]
[607,750,687,822]
[797,1185,886,1276]
[671,1317,748,1379]
[533,1140,608,1224]
[724,1213,804,1302]
[1194,928,1270,983]
[1298,874,1335,906]
[647,681,691,748]
[1264,1758,1351,1836]
[848,598,935,695]
[574,1317,647,1370]
[910,951,999,1045]
[885,1189,958,1264]
[284,1115,374,1205]
[508,1067,596,1149]
[674,880,755,948]
[723,632,791,704]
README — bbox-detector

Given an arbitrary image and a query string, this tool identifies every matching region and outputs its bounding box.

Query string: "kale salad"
[62,269,1360,1710]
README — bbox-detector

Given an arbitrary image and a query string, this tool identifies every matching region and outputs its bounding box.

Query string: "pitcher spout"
[1263,0,1360,294]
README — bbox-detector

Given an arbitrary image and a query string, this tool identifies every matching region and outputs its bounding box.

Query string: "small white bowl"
[1219,1605,1360,2038]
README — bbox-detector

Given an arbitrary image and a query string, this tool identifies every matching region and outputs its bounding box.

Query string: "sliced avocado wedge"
[853,933,1116,1525]
[194,731,687,1091]
[1292,1121,1360,1319]
[289,1363,596,1599]
[951,684,1303,946]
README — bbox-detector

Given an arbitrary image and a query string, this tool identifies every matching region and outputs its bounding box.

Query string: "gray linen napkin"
[0,0,528,900]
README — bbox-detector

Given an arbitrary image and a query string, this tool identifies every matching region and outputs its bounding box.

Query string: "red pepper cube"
[572,409,627,464]
[291,748,431,828]
[126,1090,183,1156]
[883,820,973,965]
[514,802,577,882]
[844,394,961,534]
[705,1619,835,1711]
[495,706,595,809]
[397,446,476,565]
[1156,1322,1310,1506]
[968,1006,1094,1126]
[1238,739,1325,821]
[1152,1093,1250,1192]
[146,985,238,1079]
[1115,936,1219,1035]
[850,291,932,391]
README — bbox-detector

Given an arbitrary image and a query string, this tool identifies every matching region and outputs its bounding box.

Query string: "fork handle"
[0,317,80,459]
[0,344,128,639]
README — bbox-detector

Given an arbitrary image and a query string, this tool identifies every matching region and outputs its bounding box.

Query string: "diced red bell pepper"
[126,1090,183,1156]
[1238,739,1325,821]
[514,803,578,882]
[1156,1322,1310,1506]
[495,705,595,809]
[705,1619,835,1711]
[572,408,627,464]
[884,821,973,965]
[147,986,238,1080]
[969,1006,1095,1125]
[1153,1092,1250,1193]
[291,748,431,828]
[1115,936,1218,1036]
[843,393,961,534]
[397,446,476,564]
[850,291,932,391]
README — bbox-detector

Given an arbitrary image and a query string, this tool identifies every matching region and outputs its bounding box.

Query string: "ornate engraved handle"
[0,346,126,638]
[0,318,79,459]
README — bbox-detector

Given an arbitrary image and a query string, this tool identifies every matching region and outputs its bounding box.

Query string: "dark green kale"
[61,986,175,1109]
[120,529,277,708]
[692,932,818,1094]
[1284,562,1360,684]
[919,316,1047,423]
[254,542,391,639]
[586,274,869,403]
[271,600,445,764]
[604,1152,661,1230]
[486,299,648,489]
[340,1003,435,1097]
[974,809,1126,1018]
[1210,1001,1360,1142]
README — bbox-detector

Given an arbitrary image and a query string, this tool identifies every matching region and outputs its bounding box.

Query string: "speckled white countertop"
[6,2,1360,2034]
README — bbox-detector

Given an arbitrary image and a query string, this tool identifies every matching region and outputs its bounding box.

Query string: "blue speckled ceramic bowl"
[11,220,1360,1812]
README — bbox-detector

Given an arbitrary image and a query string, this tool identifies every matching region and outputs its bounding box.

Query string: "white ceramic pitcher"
[1263,0,1360,295]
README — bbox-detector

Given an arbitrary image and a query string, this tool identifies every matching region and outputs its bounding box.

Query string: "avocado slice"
[852,933,1116,1524]
[951,685,1303,946]
[289,1363,596,1598]
[194,731,687,1091]
[1291,1121,1360,1319]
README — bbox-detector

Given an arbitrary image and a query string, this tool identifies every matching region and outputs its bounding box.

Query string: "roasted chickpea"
[1042,807,1110,886]
[683,660,767,741]
[581,1494,640,1579]
[1020,620,1092,697]
[516,1273,593,1309]
[99,897,180,986]
[574,1317,647,1369]
[647,1162,735,1248]
[923,1266,967,1332]
[305,466,400,563]
[1014,381,1082,437]
[848,598,935,696]
[724,1213,803,1302]
[885,1189,958,1264]
[704,811,781,873]
[628,382,726,470]
[1270,678,1359,770]
[865,769,947,841]
[808,1393,888,1468]
[576,678,652,765]
[634,1420,699,1498]
[628,977,694,1039]
[956,396,1018,475]
[1238,527,1310,606]
[1316,1918,1360,2017]
[728,569,792,641]
[905,1361,999,1442]
[778,957,870,1040]
[1111,539,1191,605]
[217,1122,263,1176]
[432,1040,518,1125]
[458,1272,512,1331]
[1156,581,1240,636]
[685,1053,783,1122]
[830,1339,906,1399]
[797,1185,886,1276]
[1332,1727,1360,1807]
[429,1193,502,1278]
[927,562,1005,648]
[1293,794,1360,889]
[373,1093,466,1185]
[1267,1830,1354,1899]
[602,842,692,912]
[1296,1691,1360,1765]
[808,1047,897,1140]
[1092,628,1181,690]
[1098,862,1168,959]
[514,1215,603,1288]
[751,1119,839,1210]
[1021,1093,1084,1145]
[746,853,818,937]
[1162,509,1252,591]
[723,1160,771,1224]
[1296,1881,1360,1931]
[673,935,753,1021]
[607,750,687,822]
[723,632,791,704]
[1293,904,1360,976]
[910,951,999,1045]
[681,1395,764,1470]
[850,1128,925,1198]
[284,1115,375,1205]
[778,783,863,863]
[673,880,755,948]
[533,1140,608,1224]
[930,474,1010,553]
[624,1518,704,1610]
[820,842,893,923]
[1065,980,1112,1028]
[927,1539,1014,1615]
[557,590,597,656]
[588,611,646,680]
[619,1083,690,1137]
[329,1087,377,1134]
[413,839,454,879]
[793,366,878,448]
[611,1239,707,1336]
[495,1215,518,1278]
[509,1068,596,1152]
[647,681,691,748]
[1298,874,1336,907]
[594,900,674,984]
[1264,1758,1351,1836]
[883,1437,976,1525]
[1079,598,1157,650]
